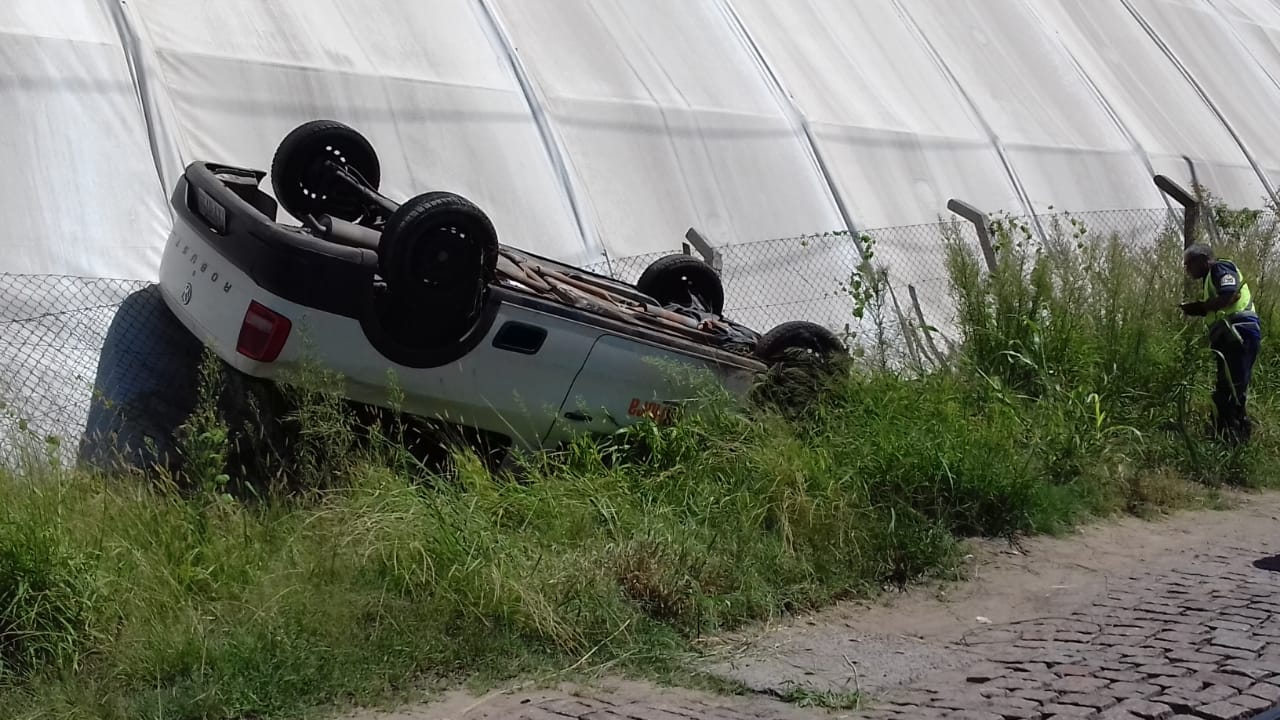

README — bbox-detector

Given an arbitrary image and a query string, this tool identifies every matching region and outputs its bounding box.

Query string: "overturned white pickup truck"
[154,119,845,460]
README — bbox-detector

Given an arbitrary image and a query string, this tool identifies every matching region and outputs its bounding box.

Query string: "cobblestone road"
[861,543,1280,720]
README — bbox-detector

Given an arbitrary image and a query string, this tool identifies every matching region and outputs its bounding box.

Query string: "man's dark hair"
[1184,243,1214,263]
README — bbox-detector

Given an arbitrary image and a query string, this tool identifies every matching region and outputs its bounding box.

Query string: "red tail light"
[236,301,291,362]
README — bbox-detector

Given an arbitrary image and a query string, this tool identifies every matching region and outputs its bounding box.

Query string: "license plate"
[194,186,227,235]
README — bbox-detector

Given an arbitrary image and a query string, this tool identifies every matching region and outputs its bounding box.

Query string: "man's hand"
[1186,291,1240,316]
[1181,300,1208,316]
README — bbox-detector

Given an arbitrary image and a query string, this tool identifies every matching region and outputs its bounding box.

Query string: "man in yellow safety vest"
[1180,243,1262,444]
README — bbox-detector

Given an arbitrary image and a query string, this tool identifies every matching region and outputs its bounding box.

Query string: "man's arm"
[1202,290,1241,312]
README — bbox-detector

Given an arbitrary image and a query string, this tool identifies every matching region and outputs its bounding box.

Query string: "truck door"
[546,333,730,442]
[459,313,601,450]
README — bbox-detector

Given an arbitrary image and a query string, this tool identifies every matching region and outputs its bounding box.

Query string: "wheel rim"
[402,213,492,299]
[662,272,711,309]
[279,135,378,221]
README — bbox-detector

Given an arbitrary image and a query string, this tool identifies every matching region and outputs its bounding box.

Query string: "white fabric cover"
[5,0,1280,280]
[1029,0,1265,208]
[1127,0,1280,205]
[124,0,598,266]
[0,0,169,279]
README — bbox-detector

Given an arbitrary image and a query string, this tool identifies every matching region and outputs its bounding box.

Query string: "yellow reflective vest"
[1202,259,1256,325]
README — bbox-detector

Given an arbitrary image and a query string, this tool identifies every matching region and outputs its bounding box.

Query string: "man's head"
[1184,243,1214,279]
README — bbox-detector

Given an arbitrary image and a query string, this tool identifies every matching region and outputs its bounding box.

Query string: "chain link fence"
[583,218,977,368]
[0,206,1216,467]
[0,276,206,468]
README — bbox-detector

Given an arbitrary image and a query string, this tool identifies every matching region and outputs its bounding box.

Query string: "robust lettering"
[627,398,678,426]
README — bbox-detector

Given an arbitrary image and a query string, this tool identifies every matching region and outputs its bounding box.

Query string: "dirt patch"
[333,678,833,720]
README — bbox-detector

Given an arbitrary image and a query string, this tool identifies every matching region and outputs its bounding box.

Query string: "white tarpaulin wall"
[6,0,1280,280]
[0,0,169,280]
[5,0,1280,461]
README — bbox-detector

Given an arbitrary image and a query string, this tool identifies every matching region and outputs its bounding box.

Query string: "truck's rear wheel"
[755,321,845,365]
[750,321,848,416]
[378,191,499,345]
[271,119,381,224]
[636,254,725,315]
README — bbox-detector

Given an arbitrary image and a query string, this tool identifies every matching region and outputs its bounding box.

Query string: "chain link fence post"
[684,227,723,274]
[947,199,997,273]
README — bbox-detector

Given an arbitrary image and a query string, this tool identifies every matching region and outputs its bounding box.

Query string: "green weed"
[779,686,864,710]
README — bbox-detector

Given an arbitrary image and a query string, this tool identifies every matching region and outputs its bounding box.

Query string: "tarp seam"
[1018,0,1170,215]
[1121,0,1279,206]
[889,0,1046,242]
[1204,0,1280,97]
[100,0,178,227]
[716,0,862,246]
[470,0,606,269]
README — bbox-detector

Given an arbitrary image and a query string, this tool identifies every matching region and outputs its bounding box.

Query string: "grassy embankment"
[2,201,1279,719]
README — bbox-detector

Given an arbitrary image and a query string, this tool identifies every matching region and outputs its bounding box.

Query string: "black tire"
[636,254,725,315]
[378,191,499,340]
[271,119,380,223]
[755,321,845,364]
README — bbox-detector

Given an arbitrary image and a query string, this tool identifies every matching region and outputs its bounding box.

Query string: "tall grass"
[946,203,1280,490]
[1,202,1277,719]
